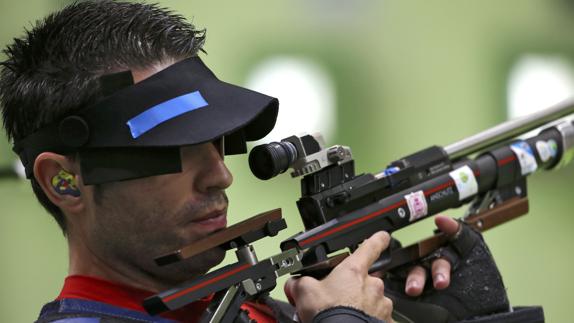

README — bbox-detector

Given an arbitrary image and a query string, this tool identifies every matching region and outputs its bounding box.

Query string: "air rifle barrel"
[444,99,574,159]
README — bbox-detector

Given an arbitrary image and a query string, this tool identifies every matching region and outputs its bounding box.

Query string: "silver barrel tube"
[445,99,574,159]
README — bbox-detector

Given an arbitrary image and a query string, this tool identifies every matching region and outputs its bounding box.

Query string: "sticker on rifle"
[548,139,558,158]
[536,140,552,162]
[449,165,478,201]
[510,141,538,175]
[536,139,558,163]
[404,190,428,222]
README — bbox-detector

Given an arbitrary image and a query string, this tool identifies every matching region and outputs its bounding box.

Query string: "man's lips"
[190,209,227,231]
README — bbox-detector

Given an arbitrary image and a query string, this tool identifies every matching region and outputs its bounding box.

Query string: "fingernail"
[376,231,390,239]
[406,280,418,291]
[434,273,445,284]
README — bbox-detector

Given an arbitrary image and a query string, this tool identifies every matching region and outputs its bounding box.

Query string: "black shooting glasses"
[13,57,278,184]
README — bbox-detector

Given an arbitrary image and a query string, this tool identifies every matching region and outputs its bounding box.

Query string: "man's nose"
[193,142,234,193]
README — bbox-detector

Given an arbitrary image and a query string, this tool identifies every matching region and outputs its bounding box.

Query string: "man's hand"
[404,216,459,296]
[284,231,394,323]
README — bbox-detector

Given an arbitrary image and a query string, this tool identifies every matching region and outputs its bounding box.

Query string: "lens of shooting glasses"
[249,141,298,180]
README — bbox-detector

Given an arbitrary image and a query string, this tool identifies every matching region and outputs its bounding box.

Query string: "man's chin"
[193,246,227,274]
[157,247,227,286]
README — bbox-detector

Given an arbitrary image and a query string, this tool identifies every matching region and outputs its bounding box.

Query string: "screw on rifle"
[476,220,483,229]
[515,186,522,196]
[255,283,262,291]
[398,208,406,218]
[321,183,325,188]
[328,146,345,162]
[281,258,293,268]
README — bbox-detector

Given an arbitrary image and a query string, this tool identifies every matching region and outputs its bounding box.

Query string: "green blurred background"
[1,0,574,322]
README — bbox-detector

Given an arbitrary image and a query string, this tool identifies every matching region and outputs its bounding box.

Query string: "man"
[0,1,540,322]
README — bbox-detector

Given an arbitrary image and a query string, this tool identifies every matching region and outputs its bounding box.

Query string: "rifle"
[143,100,574,322]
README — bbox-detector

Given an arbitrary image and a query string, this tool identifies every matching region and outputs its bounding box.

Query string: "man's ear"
[33,152,85,214]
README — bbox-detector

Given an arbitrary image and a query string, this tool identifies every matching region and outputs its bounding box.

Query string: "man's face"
[79,140,233,288]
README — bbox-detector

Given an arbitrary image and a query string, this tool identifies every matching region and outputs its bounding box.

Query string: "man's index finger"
[343,231,390,272]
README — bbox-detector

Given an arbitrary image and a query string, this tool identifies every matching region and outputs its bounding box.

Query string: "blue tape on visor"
[126,91,208,139]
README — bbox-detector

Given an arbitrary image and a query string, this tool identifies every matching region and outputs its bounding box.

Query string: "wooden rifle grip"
[377,197,529,272]
[464,197,529,232]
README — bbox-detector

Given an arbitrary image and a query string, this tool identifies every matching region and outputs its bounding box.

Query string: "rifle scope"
[249,134,325,180]
[249,141,298,180]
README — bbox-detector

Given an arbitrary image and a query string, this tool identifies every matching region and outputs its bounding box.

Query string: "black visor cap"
[14,57,278,184]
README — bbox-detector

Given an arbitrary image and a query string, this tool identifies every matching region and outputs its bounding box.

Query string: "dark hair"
[0,1,206,233]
